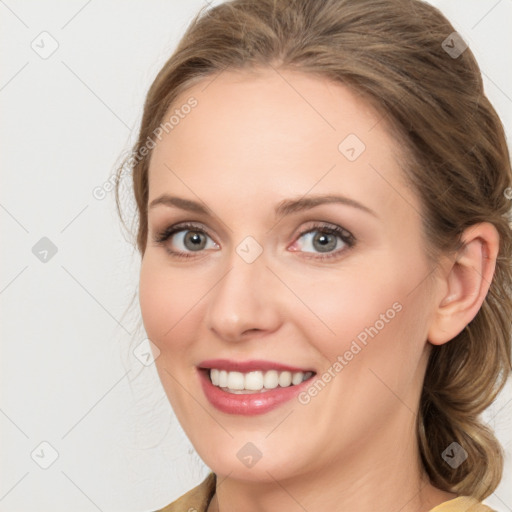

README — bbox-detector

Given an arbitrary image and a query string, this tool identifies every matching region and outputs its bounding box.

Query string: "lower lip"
[197,368,315,416]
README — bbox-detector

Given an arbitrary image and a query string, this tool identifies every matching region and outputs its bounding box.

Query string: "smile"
[209,368,314,393]
[197,367,317,415]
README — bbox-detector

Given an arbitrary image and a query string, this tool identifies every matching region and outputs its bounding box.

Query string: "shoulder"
[153,472,216,512]
[428,496,497,512]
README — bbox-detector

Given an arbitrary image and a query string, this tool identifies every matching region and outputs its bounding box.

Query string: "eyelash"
[153,221,356,261]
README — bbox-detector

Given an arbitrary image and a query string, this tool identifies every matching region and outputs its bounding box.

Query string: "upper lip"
[197,359,315,373]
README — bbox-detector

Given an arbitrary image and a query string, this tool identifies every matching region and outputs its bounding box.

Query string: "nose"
[204,248,282,342]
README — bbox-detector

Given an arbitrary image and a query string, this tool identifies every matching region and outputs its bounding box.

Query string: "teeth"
[209,368,314,393]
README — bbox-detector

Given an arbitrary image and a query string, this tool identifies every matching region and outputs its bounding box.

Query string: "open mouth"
[200,367,316,394]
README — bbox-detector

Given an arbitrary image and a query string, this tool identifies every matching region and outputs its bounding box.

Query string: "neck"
[206,410,457,512]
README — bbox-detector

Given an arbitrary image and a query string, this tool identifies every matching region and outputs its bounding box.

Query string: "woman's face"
[140,68,440,482]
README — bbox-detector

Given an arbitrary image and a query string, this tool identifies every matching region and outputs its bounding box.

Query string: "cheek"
[289,254,428,370]
[139,256,191,351]
[139,258,167,342]
[139,254,217,364]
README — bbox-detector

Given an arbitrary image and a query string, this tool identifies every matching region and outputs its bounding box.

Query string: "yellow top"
[154,472,496,512]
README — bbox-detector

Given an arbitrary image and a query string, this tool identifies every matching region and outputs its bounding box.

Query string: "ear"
[427,222,500,346]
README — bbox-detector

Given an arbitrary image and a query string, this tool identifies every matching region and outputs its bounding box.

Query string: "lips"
[197,358,315,373]
[197,366,316,415]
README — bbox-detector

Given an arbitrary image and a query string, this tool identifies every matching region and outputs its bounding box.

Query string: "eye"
[153,222,219,259]
[153,221,355,261]
[290,223,355,259]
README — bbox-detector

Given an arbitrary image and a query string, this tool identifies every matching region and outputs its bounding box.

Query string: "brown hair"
[115,0,512,500]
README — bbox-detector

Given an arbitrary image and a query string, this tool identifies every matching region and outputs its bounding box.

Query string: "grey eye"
[297,230,347,254]
[172,230,217,252]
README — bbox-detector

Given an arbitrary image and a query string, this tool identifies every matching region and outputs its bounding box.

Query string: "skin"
[139,67,499,512]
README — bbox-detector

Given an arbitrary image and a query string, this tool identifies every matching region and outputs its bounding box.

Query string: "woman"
[115,0,512,510]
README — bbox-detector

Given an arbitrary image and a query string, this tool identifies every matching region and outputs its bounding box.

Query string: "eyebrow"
[274,194,378,218]
[148,193,378,218]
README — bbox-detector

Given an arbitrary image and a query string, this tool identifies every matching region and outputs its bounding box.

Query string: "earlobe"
[427,222,500,346]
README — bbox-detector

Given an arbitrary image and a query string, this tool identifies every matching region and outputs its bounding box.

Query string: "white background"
[1,1,511,511]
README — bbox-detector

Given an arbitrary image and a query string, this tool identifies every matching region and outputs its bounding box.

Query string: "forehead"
[147,67,416,217]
